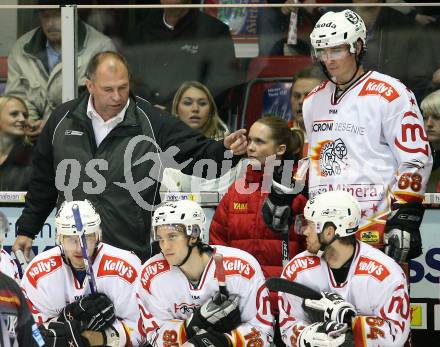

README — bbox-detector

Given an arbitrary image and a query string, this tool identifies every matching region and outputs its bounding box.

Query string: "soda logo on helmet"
[345,10,360,25]
[27,256,63,288]
[223,257,255,279]
[97,255,137,284]
[315,21,336,29]
[282,256,320,280]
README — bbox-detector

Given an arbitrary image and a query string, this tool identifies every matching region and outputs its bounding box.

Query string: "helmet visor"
[153,224,186,242]
[61,233,97,249]
[294,215,320,235]
[314,45,350,62]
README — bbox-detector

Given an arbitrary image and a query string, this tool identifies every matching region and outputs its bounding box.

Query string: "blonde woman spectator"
[172,80,229,140]
[0,96,33,191]
[162,81,238,195]
[421,90,440,192]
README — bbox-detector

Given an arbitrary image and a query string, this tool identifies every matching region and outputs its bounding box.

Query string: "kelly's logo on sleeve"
[26,256,63,288]
[97,254,137,284]
[282,256,321,281]
[358,78,399,102]
[354,256,390,281]
[140,260,170,293]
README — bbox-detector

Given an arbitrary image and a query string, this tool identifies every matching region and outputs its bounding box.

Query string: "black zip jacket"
[17,93,237,261]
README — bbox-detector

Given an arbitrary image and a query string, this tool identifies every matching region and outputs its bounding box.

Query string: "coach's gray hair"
[86,51,131,81]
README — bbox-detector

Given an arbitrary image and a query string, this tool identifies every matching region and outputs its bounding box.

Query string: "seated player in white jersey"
[136,200,274,347]
[303,9,432,262]
[0,211,20,282]
[21,200,142,347]
[278,191,410,347]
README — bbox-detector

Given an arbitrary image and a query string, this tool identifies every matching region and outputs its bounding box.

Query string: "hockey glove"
[385,202,424,262]
[187,329,231,347]
[60,293,116,331]
[39,320,90,347]
[261,156,307,234]
[303,292,357,324]
[298,321,349,347]
[185,293,240,339]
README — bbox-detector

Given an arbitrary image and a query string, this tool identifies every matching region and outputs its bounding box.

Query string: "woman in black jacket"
[0,95,33,191]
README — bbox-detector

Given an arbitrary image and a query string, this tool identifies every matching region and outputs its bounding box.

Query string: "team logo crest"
[315,138,348,177]
[345,11,360,25]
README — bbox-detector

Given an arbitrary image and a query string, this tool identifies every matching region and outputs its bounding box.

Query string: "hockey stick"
[213,253,228,304]
[72,204,98,294]
[265,277,321,300]
[282,234,289,268]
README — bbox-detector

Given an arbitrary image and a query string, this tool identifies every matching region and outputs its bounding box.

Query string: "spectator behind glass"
[421,90,440,192]
[5,4,116,139]
[290,66,324,133]
[290,67,324,157]
[258,0,327,56]
[173,81,229,140]
[209,117,306,308]
[352,0,431,101]
[127,0,241,111]
[161,81,238,197]
[0,96,33,191]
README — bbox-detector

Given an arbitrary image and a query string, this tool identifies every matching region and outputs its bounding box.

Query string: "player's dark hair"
[324,222,357,245]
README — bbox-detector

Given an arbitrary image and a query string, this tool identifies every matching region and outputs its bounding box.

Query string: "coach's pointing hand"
[224,129,247,156]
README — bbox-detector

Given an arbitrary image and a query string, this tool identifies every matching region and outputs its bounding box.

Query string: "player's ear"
[188,236,198,246]
[323,224,336,238]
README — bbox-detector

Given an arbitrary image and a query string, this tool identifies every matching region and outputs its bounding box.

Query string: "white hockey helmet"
[310,10,366,55]
[304,191,361,238]
[55,200,102,244]
[152,200,205,241]
[0,211,8,247]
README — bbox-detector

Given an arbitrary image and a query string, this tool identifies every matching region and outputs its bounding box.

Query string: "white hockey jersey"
[0,249,20,283]
[279,241,410,346]
[21,243,142,347]
[303,71,433,246]
[136,245,274,346]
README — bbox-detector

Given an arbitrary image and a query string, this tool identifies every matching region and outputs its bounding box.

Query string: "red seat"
[0,56,7,95]
[0,56,7,82]
[231,55,313,129]
[246,55,312,81]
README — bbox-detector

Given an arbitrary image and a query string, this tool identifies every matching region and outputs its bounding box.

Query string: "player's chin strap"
[316,233,339,258]
[176,243,194,268]
[61,242,99,271]
[319,46,365,89]
[316,227,358,257]
[175,239,213,268]
[321,60,362,88]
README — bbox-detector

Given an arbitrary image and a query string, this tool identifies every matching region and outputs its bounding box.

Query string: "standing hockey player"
[304,9,432,262]
[0,211,20,282]
[278,191,410,346]
[136,200,274,346]
[21,200,142,347]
